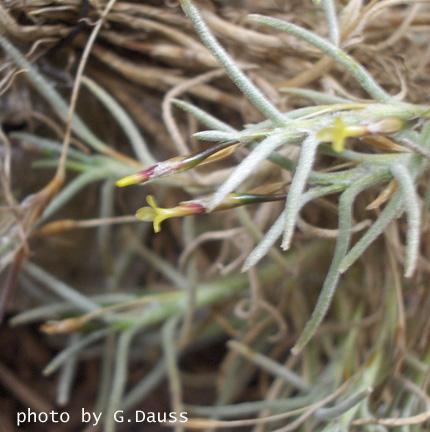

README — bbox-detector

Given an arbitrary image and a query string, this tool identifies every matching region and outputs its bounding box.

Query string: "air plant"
[2,1,430,431]
[116,0,430,355]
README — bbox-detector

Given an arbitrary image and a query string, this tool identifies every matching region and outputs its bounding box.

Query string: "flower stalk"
[136,193,287,234]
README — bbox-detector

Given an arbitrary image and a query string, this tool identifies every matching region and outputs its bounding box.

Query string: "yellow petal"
[153,215,164,233]
[332,135,346,153]
[146,195,158,209]
[334,117,345,130]
[116,173,144,187]
[136,207,156,222]
[317,118,347,152]
[316,128,333,142]
[141,195,170,233]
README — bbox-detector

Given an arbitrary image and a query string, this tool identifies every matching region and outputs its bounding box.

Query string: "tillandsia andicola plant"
[116,0,430,355]
[2,1,430,431]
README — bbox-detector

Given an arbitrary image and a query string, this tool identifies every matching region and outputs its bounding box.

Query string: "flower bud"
[116,142,239,187]
[367,118,404,135]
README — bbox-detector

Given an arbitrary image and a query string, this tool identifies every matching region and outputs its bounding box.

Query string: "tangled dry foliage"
[1,0,430,431]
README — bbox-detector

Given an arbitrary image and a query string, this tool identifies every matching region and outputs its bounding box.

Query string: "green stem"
[180,0,287,125]
[249,15,391,102]
[292,172,387,354]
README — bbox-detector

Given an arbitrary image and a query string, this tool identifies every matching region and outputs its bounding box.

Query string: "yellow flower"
[317,117,366,153]
[136,195,203,233]
[135,191,287,233]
